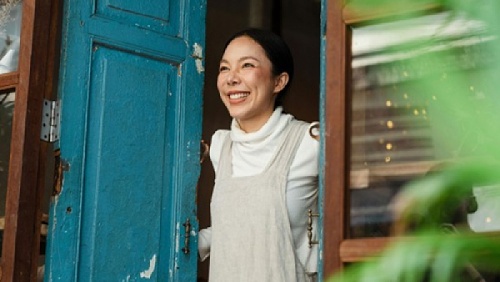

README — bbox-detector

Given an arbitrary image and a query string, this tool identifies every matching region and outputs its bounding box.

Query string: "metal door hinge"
[41,99,61,142]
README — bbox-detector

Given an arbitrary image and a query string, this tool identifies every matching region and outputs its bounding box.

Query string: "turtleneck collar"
[230,107,293,144]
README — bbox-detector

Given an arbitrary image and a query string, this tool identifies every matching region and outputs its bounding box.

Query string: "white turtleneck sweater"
[198,107,319,273]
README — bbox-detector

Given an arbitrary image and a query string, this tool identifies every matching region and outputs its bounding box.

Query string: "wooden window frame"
[323,0,443,277]
[0,0,62,281]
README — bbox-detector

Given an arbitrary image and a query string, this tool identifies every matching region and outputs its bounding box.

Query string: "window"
[323,0,500,277]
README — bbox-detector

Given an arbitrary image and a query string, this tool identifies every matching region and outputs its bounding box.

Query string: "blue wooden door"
[45,0,205,281]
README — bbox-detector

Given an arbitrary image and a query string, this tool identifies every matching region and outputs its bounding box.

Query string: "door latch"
[181,218,191,254]
[53,149,69,196]
[307,209,319,248]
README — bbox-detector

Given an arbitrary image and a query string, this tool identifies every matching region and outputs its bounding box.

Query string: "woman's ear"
[273,72,289,94]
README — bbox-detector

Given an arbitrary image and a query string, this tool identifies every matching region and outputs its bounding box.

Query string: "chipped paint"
[192,43,205,73]
[140,254,157,279]
[175,221,180,252]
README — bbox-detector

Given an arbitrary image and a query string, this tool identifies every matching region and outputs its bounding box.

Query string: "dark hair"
[223,28,294,108]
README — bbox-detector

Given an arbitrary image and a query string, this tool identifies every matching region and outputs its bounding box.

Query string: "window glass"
[0,88,14,251]
[0,0,22,257]
[349,11,498,238]
[0,0,22,74]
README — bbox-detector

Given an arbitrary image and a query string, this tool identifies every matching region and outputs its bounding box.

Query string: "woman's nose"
[226,70,240,85]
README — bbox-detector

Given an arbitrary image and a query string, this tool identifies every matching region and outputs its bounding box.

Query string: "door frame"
[1,0,62,280]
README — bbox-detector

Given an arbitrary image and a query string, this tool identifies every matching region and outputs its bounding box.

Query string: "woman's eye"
[242,62,254,68]
[219,66,229,72]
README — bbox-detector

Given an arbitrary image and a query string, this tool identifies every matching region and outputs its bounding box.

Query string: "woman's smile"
[228,92,250,102]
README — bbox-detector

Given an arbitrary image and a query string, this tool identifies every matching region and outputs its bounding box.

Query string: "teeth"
[229,93,249,99]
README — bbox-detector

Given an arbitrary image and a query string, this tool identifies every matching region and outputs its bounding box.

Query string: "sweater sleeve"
[286,122,320,274]
[209,130,230,176]
[198,130,228,261]
[198,227,212,261]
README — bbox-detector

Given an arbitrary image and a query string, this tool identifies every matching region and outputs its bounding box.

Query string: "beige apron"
[209,120,309,282]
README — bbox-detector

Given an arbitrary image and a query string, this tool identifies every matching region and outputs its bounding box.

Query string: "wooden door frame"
[323,0,350,276]
[1,0,62,281]
[322,0,443,278]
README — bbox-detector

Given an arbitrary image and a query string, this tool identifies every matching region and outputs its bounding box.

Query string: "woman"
[198,28,319,282]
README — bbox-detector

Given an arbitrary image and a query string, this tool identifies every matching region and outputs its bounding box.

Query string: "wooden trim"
[323,0,350,277]
[1,0,62,280]
[340,233,500,263]
[339,237,391,262]
[0,72,19,91]
[343,3,442,26]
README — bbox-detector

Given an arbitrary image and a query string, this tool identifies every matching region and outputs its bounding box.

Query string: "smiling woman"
[216,30,292,132]
[198,28,319,282]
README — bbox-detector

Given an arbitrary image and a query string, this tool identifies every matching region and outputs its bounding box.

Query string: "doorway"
[197,0,321,280]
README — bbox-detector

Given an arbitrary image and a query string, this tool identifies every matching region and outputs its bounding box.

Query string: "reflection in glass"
[0,0,22,74]
[0,88,14,253]
[349,11,498,238]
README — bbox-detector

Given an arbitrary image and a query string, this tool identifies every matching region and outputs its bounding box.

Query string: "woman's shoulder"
[296,120,320,158]
[211,129,230,145]
[209,129,230,167]
[289,118,319,143]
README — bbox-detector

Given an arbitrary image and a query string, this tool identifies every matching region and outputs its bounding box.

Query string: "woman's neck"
[236,111,274,133]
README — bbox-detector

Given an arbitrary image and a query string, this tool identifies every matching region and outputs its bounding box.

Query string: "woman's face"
[217,36,288,132]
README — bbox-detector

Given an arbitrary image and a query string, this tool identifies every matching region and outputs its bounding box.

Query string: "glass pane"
[0,88,14,251]
[349,11,499,238]
[0,0,22,74]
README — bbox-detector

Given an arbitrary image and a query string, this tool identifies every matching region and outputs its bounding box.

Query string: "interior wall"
[197,1,320,279]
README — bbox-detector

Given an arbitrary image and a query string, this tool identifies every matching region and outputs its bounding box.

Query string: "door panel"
[78,46,176,280]
[45,0,205,280]
[95,0,178,34]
